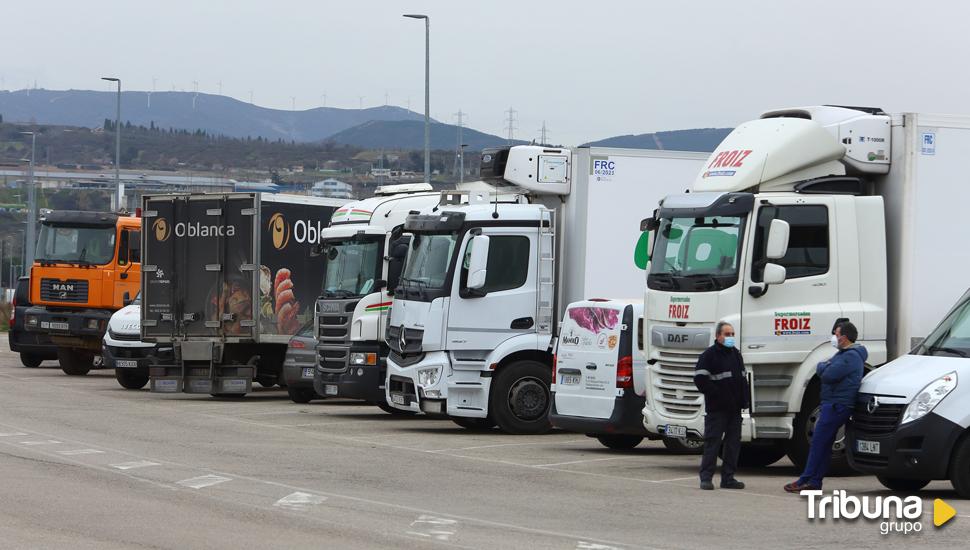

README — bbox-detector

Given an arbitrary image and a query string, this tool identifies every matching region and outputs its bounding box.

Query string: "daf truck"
[640,105,970,468]
[311,184,441,410]
[384,146,707,433]
[24,210,142,375]
[141,192,347,396]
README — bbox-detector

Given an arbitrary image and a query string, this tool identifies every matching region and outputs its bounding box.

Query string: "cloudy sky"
[5,1,969,144]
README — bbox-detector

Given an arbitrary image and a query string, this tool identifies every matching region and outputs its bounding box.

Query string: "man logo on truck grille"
[152,218,170,242]
[269,213,290,250]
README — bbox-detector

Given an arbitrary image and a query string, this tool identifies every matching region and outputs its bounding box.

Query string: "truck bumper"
[551,394,651,437]
[313,343,387,402]
[23,306,111,350]
[386,351,489,418]
[847,411,963,480]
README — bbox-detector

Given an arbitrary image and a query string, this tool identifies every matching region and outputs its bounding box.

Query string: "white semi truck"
[640,105,970,468]
[311,185,441,411]
[384,145,707,433]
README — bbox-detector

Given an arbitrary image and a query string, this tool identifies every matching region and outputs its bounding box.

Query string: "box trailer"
[141,192,348,396]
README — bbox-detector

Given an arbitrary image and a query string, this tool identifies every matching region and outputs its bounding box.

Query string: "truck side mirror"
[465,235,490,290]
[123,291,132,306]
[765,219,790,260]
[763,262,787,284]
[309,242,324,257]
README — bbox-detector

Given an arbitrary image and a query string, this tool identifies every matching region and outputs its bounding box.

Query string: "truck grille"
[651,350,704,417]
[386,324,423,355]
[852,395,904,435]
[40,279,89,303]
[316,298,358,373]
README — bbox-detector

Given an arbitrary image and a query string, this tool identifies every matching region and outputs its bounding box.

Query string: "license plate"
[302,367,314,379]
[664,424,688,438]
[560,374,581,385]
[324,384,338,396]
[391,393,406,405]
[856,439,880,454]
[43,321,69,331]
[116,360,138,368]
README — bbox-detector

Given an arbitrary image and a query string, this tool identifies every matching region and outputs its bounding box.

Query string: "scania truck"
[384,145,707,433]
[141,192,347,396]
[310,184,441,409]
[640,105,970,468]
[24,210,142,375]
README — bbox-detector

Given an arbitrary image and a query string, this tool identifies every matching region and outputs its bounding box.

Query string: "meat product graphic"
[568,307,619,334]
[273,268,301,334]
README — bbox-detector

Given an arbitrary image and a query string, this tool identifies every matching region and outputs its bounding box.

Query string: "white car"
[848,287,970,497]
[102,293,171,389]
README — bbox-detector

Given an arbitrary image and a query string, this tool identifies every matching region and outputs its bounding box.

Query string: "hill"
[328,120,524,151]
[585,128,732,152]
[0,89,426,142]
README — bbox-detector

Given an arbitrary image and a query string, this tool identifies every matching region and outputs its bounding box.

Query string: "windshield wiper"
[927,346,969,358]
[398,277,429,299]
[649,273,679,290]
[685,274,721,290]
[322,289,356,299]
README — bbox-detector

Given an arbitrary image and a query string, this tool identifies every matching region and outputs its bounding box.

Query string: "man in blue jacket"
[785,321,867,492]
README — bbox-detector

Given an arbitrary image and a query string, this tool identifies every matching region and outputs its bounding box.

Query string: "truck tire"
[376,402,417,416]
[20,354,43,368]
[662,437,705,454]
[597,434,644,450]
[489,360,552,435]
[788,382,852,474]
[115,368,149,390]
[737,442,788,467]
[878,476,930,493]
[452,416,496,431]
[949,434,970,498]
[58,349,93,376]
[288,386,317,404]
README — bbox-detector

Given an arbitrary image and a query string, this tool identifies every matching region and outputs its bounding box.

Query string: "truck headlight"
[416,367,441,387]
[86,319,100,330]
[25,315,39,328]
[901,371,957,425]
[350,352,377,366]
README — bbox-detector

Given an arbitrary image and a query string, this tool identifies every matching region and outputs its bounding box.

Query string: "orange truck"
[23,210,142,375]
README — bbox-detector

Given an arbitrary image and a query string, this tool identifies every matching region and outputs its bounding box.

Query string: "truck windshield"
[647,215,746,291]
[399,232,457,297]
[914,294,970,358]
[35,224,116,266]
[320,238,382,298]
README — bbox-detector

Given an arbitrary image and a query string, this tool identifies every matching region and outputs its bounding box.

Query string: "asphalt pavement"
[0,345,967,549]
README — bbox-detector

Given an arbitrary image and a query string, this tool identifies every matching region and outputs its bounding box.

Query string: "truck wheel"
[452,416,496,431]
[949,434,970,498]
[737,442,788,467]
[115,368,149,390]
[788,382,852,474]
[489,360,552,435]
[287,386,317,404]
[597,434,644,450]
[877,476,930,493]
[376,402,417,416]
[58,349,93,376]
[20,354,43,368]
[663,437,705,454]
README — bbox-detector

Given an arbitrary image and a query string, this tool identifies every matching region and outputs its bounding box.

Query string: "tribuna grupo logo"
[803,490,957,535]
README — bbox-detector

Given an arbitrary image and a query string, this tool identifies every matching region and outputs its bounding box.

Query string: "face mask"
[831,335,840,349]
[723,337,736,348]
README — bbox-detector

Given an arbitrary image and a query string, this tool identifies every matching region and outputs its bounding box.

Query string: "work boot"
[700,480,715,490]
[720,478,745,489]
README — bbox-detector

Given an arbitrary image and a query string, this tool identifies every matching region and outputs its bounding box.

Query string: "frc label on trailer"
[590,156,615,182]
[774,311,812,335]
[669,296,691,319]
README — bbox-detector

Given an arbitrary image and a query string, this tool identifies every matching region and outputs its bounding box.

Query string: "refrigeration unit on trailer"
[141,192,347,396]
[311,185,441,409]
[384,145,707,433]
[640,105,970,468]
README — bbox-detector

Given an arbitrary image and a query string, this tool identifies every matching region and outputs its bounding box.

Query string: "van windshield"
[647,216,746,292]
[914,294,970,358]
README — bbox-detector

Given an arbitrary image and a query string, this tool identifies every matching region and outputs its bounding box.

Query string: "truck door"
[740,198,841,365]
[447,227,536,353]
[142,196,178,340]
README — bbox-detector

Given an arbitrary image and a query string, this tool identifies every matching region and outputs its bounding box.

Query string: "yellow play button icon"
[934,499,956,527]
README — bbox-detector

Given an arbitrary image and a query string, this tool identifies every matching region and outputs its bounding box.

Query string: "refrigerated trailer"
[384,146,708,433]
[640,106,970,468]
[141,192,348,396]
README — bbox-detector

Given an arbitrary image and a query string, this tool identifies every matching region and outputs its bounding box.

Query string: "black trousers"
[699,410,742,482]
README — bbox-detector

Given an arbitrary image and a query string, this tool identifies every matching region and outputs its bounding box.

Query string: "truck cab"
[25,210,141,375]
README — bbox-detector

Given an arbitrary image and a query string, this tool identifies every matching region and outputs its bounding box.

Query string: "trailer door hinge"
[205,264,222,272]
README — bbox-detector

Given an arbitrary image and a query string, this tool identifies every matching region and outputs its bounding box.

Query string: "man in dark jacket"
[694,321,749,490]
[785,321,867,492]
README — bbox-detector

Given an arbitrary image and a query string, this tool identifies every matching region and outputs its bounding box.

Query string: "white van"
[551,299,701,452]
[848,288,970,497]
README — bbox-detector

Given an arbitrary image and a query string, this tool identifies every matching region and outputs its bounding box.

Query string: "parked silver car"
[283,322,323,403]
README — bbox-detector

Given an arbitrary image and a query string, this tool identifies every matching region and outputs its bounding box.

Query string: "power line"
[539,121,549,145]
[505,107,517,145]
[454,109,465,180]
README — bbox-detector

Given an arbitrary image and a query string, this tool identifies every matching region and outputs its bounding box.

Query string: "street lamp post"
[101,77,122,210]
[403,14,430,184]
[19,132,37,270]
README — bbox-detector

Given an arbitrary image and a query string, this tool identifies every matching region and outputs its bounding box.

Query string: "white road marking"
[408,514,459,542]
[0,432,27,437]
[20,440,61,445]
[110,460,161,470]
[578,542,623,550]
[273,491,327,511]
[533,456,633,468]
[57,449,105,456]
[176,474,232,489]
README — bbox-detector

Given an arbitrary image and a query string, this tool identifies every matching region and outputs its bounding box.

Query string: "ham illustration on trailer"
[274,268,301,335]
